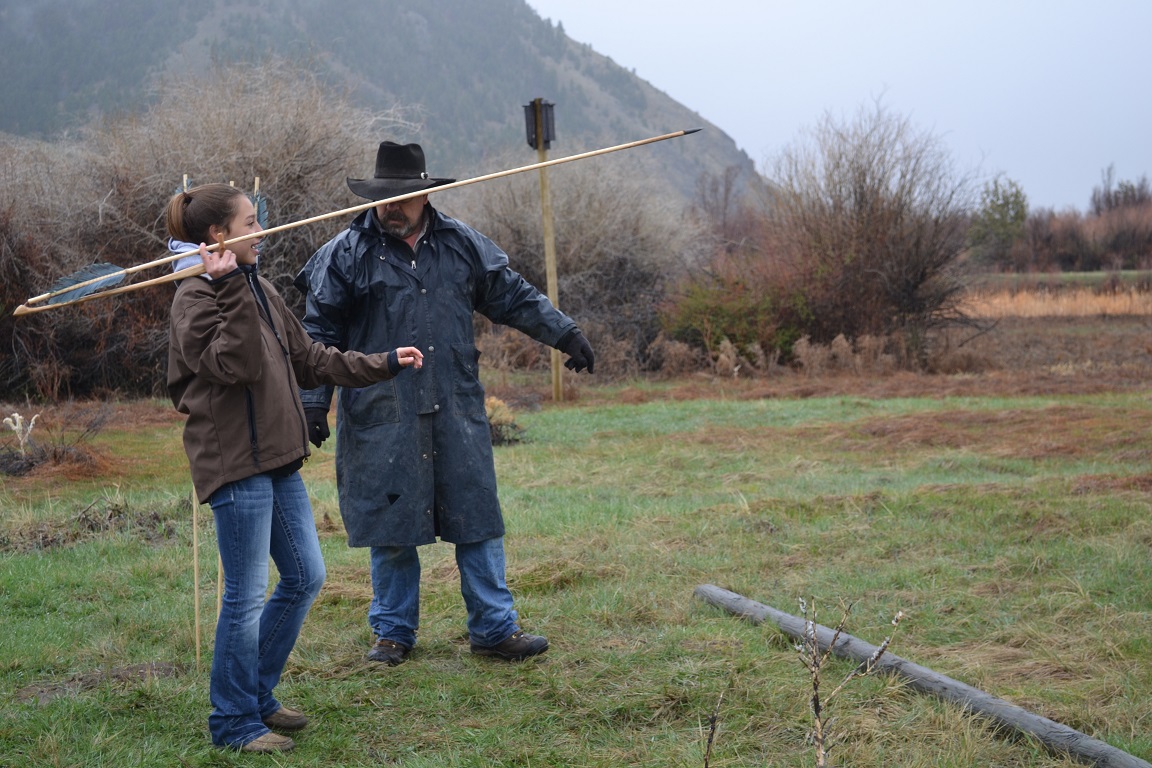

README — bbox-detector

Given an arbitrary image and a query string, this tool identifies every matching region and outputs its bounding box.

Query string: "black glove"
[304,407,330,448]
[560,330,595,374]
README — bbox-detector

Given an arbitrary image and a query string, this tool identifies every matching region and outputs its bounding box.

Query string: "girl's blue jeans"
[207,472,325,748]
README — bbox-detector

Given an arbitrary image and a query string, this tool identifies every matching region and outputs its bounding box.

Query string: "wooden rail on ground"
[694,584,1150,768]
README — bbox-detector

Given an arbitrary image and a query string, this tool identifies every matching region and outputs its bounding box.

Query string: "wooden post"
[694,584,1151,768]
[532,98,563,402]
[192,487,200,669]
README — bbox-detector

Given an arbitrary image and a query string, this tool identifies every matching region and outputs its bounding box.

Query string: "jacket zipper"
[247,269,310,452]
[245,387,259,470]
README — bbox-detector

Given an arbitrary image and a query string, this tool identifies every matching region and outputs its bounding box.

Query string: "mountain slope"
[0,0,755,204]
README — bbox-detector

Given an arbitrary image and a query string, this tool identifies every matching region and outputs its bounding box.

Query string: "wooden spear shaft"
[14,129,700,315]
[694,584,1151,768]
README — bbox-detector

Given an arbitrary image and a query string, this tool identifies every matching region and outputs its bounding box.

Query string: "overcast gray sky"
[526,0,1149,212]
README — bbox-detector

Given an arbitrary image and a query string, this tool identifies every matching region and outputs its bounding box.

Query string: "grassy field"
[3,349,1152,767]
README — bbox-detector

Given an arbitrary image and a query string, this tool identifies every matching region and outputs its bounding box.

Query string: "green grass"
[2,389,1151,766]
[971,269,1152,291]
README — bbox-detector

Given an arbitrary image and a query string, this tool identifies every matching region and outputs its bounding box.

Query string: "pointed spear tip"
[683,128,702,135]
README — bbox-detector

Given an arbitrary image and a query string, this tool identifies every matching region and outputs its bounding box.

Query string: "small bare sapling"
[796,597,905,767]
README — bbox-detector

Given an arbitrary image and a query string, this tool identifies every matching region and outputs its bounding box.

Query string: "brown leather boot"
[470,630,549,660]
[366,638,411,665]
[239,732,295,753]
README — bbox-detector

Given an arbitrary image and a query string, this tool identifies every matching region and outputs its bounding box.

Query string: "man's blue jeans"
[368,536,520,649]
[207,472,326,748]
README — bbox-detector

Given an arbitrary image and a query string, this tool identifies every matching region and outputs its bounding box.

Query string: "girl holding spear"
[165,183,423,753]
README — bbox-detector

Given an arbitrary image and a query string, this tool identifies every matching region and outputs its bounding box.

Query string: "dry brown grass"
[962,287,1152,317]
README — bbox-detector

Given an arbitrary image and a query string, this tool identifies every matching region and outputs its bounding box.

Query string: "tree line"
[969,167,1152,272]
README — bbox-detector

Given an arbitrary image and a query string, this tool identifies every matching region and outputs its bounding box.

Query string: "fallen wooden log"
[694,584,1150,768]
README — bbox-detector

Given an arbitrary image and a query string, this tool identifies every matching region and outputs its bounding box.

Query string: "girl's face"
[211,195,263,265]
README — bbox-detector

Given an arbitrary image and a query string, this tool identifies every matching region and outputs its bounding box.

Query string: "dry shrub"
[1021,202,1152,273]
[767,101,973,352]
[665,108,981,372]
[664,101,980,373]
[1024,209,1092,271]
[485,396,523,446]
[741,342,782,376]
[476,321,548,374]
[855,335,896,374]
[794,335,829,377]
[0,59,417,399]
[829,334,855,373]
[580,321,643,381]
[1082,206,1152,270]
[85,57,420,304]
[792,333,915,377]
[711,338,738,378]
[645,332,705,379]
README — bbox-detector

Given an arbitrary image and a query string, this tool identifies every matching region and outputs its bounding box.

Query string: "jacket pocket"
[451,342,486,416]
[340,380,400,427]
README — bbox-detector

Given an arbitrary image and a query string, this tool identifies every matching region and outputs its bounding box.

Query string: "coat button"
[433,404,440,411]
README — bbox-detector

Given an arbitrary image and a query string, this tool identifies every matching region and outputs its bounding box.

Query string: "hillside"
[0,0,757,205]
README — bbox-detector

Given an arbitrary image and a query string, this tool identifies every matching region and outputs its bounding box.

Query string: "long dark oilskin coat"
[295,205,578,548]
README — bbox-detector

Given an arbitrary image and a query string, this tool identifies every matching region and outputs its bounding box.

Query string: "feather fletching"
[252,192,269,228]
[45,263,127,305]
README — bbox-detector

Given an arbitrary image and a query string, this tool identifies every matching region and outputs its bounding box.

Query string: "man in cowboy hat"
[294,141,594,665]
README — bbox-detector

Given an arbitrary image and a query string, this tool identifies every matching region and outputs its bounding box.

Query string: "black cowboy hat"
[346,141,455,200]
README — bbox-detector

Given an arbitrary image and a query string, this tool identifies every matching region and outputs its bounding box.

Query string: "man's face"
[375,194,428,239]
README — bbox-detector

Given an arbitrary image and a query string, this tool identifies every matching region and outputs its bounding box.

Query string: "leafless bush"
[793,333,912,377]
[85,57,421,301]
[475,319,548,388]
[713,338,741,378]
[737,342,783,377]
[1023,208,1092,271]
[767,100,978,366]
[793,336,830,377]
[580,320,644,380]
[645,332,705,378]
[1019,197,1152,273]
[1082,203,1152,271]
[855,335,896,374]
[1091,165,1152,216]
[662,102,980,373]
[1,59,418,399]
[828,334,855,373]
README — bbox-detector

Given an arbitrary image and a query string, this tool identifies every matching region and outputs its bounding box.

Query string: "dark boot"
[366,638,411,665]
[470,630,549,660]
